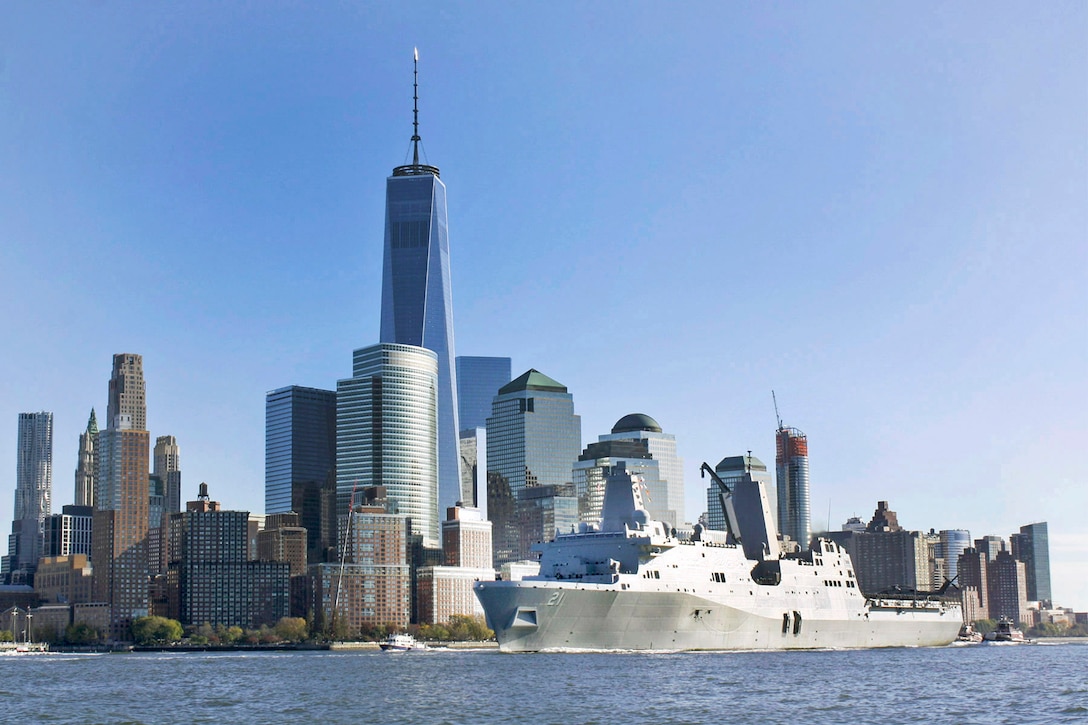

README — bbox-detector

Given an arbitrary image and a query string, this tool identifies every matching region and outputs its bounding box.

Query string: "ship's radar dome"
[611,413,662,434]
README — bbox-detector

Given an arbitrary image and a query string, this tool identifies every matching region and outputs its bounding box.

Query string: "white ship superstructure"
[474,465,961,652]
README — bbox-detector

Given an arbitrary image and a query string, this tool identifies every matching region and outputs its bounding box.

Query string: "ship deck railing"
[676,539,739,549]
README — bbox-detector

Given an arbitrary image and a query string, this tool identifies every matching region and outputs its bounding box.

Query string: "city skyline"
[0,5,1084,607]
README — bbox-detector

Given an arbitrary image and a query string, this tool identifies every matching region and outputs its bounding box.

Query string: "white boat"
[379,633,428,652]
[474,465,962,652]
[956,623,983,643]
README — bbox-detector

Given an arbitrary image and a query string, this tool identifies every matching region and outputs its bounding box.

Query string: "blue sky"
[2,3,1085,607]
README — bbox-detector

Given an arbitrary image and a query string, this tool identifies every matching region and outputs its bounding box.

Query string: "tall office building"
[74,409,98,508]
[938,529,971,584]
[775,425,810,549]
[379,51,461,517]
[456,356,512,430]
[706,454,774,534]
[975,535,1005,561]
[4,411,53,583]
[1011,521,1051,603]
[486,369,581,564]
[957,546,990,622]
[107,353,146,431]
[93,353,151,639]
[987,549,1029,623]
[148,474,167,577]
[594,414,684,527]
[264,386,337,563]
[153,435,182,516]
[923,530,945,591]
[336,343,440,548]
[265,386,336,515]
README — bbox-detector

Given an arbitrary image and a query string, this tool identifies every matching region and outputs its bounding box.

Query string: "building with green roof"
[486,369,581,565]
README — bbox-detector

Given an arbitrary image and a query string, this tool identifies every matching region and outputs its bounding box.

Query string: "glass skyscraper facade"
[486,369,581,564]
[456,356,512,431]
[776,426,810,549]
[380,165,461,518]
[939,528,972,584]
[455,356,510,512]
[264,386,337,515]
[1011,521,1051,603]
[336,343,440,548]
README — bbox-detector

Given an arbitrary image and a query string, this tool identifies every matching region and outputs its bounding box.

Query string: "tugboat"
[983,617,1029,643]
[379,633,428,652]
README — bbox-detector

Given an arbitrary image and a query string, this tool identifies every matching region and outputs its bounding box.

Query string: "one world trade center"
[379,49,462,515]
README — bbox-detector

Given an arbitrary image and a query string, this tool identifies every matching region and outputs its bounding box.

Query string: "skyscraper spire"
[394,47,439,177]
[412,47,421,167]
[75,408,99,508]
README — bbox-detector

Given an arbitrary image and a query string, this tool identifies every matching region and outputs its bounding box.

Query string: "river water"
[2,641,1085,724]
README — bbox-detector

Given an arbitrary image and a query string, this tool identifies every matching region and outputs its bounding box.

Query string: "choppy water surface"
[1,641,1085,724]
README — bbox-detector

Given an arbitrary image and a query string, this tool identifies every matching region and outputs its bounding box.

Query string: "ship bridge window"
[711,572,727,583]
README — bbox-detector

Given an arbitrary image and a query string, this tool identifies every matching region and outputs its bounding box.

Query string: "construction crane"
[772,390,783,430]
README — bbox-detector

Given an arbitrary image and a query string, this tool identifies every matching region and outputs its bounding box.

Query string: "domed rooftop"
[611,413,662,434]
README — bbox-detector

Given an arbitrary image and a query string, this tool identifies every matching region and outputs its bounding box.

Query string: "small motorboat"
[379,633,428,652]
[956,623,983,643]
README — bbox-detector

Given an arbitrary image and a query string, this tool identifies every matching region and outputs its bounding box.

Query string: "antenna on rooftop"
[394,48,439,177]
[411,47,421,166]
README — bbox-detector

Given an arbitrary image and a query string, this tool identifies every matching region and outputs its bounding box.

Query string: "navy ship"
[474,465,961,652]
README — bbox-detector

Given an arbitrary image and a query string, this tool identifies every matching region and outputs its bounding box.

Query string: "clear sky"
[2,3,1085,608]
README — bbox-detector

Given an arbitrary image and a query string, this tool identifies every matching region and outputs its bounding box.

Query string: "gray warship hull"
[476,464,961,652]
[475,579,961,652]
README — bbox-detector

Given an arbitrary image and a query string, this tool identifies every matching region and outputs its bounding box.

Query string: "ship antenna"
[411,47,421,167]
